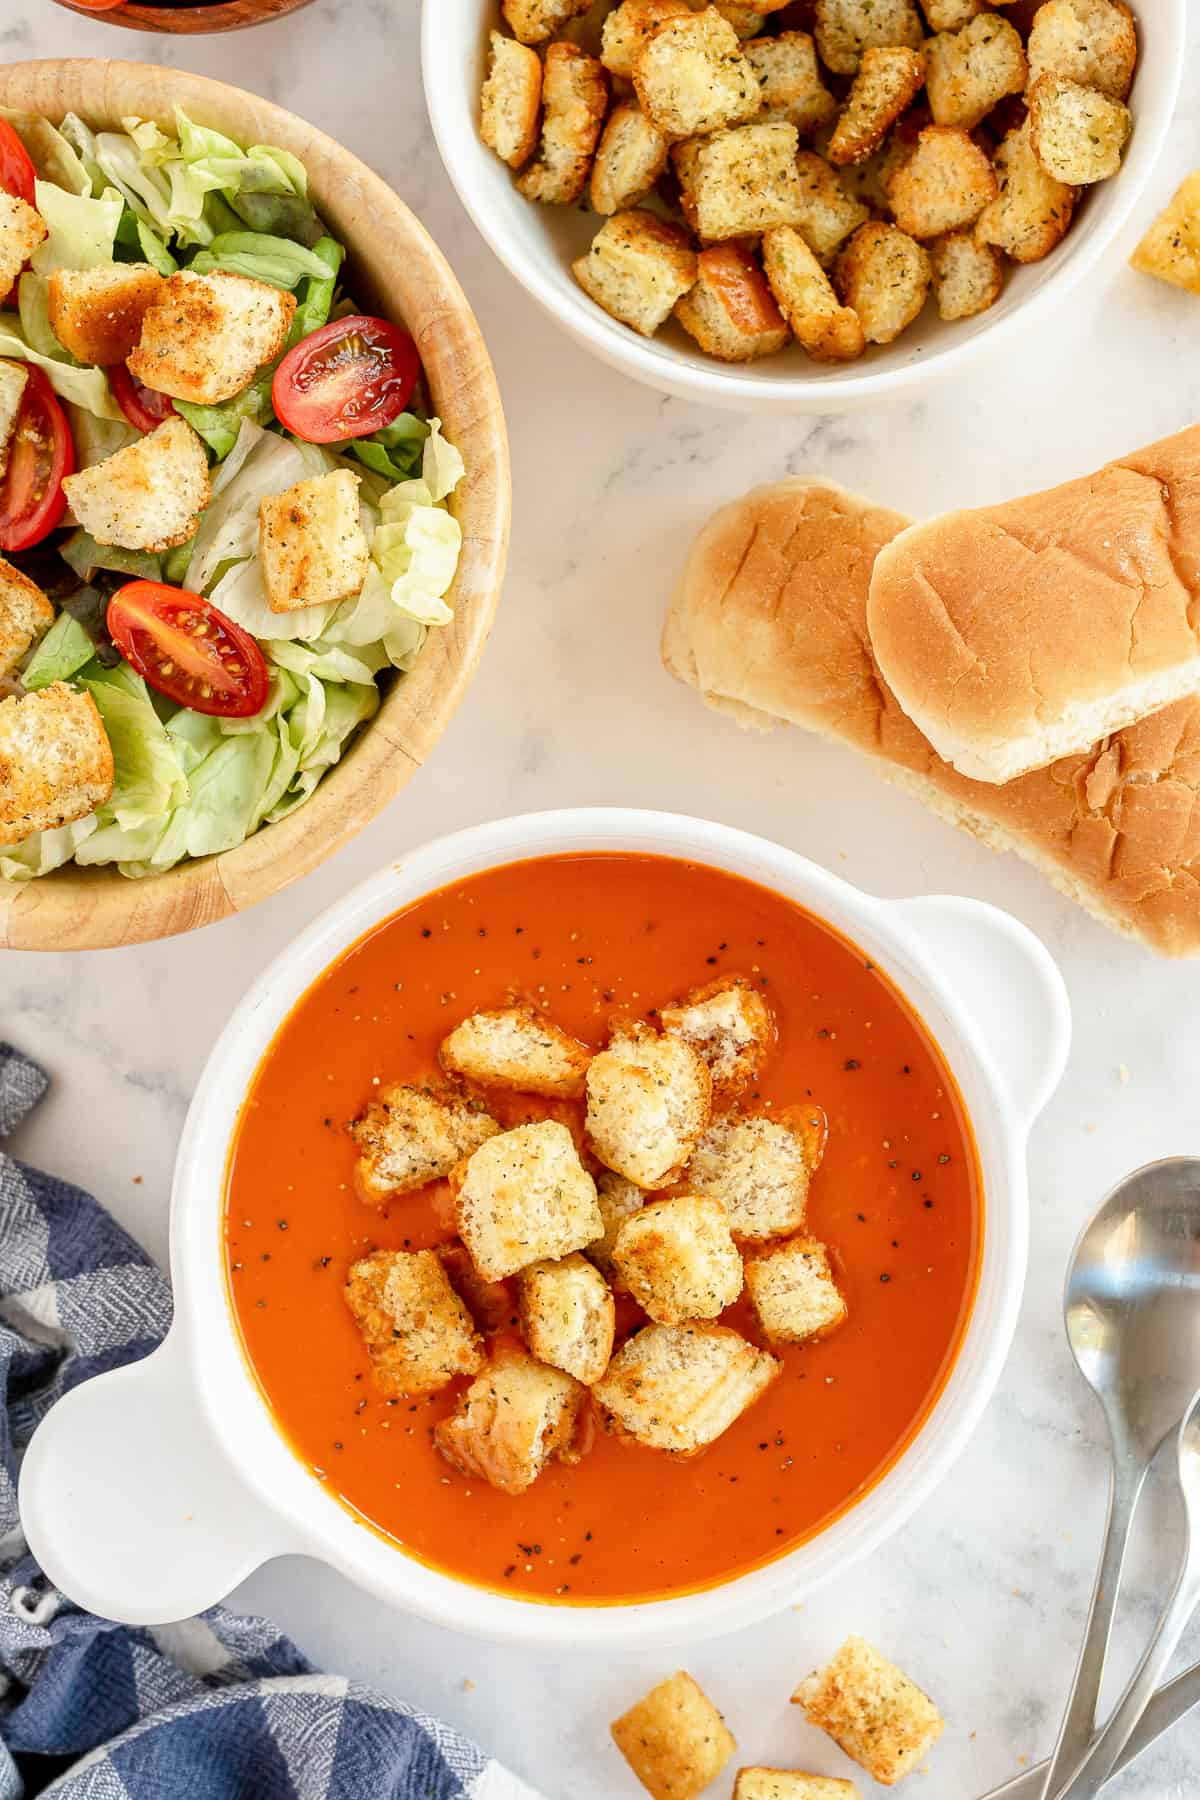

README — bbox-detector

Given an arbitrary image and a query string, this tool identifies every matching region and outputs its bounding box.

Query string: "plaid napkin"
[0,1043,542,1800]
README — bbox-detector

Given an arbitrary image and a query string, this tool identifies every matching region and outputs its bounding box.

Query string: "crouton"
[62,416,210,554]
[671,136,706,232]
[602,0,695,78]
[930,228,1003,316]
[585,1021,712,1188]
[1130,172,1200,296]
[690,121,809,239]
[1027,73,1131,184]
[573,211,698,335]
[586,1168,647,1279]
[518,1251,616,1383]
[439,1004,592,1099]
[661,974,773,1100]
[591,103,672,214]
[920,0,986,25]
[886,124,998,236]
[1026,0,1137,101]
[926,14,1027,129]
[349,1081,500,1204]
[835,220,931,342]
[0,191,46,308]
[345,1248,484,1397]
[613,1193,743,1323]
[734,1775,858,1800]
[258,470,369,614]
[0,556,53,683]
[127,270,295,406]
[792,1637,945,1786]
[790,152,871,265]
[975,118,1077,261]
[716,0,770,32]
[761,225,866,361]
[0,684,113,837]
[452,1118,602,1282]
[436,1242,517,1335]
[746,32,838,133]
[0,361,26,482]
[502,0,592,42]
[745,1235,847,1343]
[517,41,609,204]
[674,242,790,360]
[829,110,924,210]
[829,47,926,167]
[632,9,762,141]
[46,263,167,368]
[594,1320,780,1452]
[814,0,924,76]
[434,1343,587,1494]
[611,1672,737,1800]
[480,30,543,169]
[687,1103,825,1240]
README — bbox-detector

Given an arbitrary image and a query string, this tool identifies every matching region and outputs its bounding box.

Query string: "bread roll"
[866,425,1200,784]
[663,478,1200,956]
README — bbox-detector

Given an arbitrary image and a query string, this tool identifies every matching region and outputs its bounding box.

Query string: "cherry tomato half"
[271,313,420,444]
[107,581,270,719]
[0,121,36,207]
[65,0,129,9]
[0,365,76,553]
[108,361,177,434]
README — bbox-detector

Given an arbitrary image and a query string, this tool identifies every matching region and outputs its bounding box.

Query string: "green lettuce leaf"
[0,111,94,195]
[0,818,98,882]
[21,613,96,690]
[61,530,162,584]
[80,661,189,829]
[31,180,124,273]
[187,231,336,290]
[0,314,122,419]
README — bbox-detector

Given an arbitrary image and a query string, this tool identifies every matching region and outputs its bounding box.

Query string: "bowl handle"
[890,895,1071,1130]
[19,1324,294,1625]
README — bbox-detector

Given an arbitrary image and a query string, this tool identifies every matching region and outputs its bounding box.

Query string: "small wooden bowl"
[51,0,316,34]
[0,60,509,952]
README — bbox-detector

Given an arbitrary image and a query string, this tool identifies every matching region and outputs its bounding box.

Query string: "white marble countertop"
[6,2,1200,1794]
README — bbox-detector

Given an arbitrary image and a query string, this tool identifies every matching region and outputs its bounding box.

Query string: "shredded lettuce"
[21,614,96,690]
[61,530,162,584]
[80,662,189,829]
[31,180,124,273]
[0,111,93,195]
[0,313,122,419]
[188,231,337,290]
[0,819,98,882]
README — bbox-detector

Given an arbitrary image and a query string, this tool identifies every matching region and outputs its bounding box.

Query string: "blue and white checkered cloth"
[0,1044,542,1800]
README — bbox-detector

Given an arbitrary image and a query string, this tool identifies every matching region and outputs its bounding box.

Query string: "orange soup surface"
[225,853,982,1604]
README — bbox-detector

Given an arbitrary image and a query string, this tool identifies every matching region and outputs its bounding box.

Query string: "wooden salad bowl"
[51,0,316,33]
[0,60,509,952]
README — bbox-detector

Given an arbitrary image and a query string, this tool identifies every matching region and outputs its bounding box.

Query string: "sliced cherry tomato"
[66,0,129,9]
[107,582,270,719]
[0,121,36,207]
[0,365,76,553]
[272,313,420,444]
[108,361,177,434]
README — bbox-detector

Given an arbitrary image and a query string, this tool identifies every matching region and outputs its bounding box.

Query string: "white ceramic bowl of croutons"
[422,0,1184,412]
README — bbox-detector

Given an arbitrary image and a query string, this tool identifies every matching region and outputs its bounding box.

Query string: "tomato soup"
[224,854,982,1604]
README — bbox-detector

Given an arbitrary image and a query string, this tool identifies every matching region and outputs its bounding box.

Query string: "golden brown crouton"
[814,0,924,75]
[594,1320,780,1451]
[632,8,762,141]
[573,211,698,334]
[746,32,838,133]
[480,30,543,170]
[1026,0,1137,100]
[689,121,808,239]
[975,118,1077,261]
[920,0,987,25]
[517,41,609,205]
[661,974,773,1100]
[792,1637,945,1786]
[435,1343,586,1494]
[829,47,926,167]
[674,243,790,360]
[1130,172,1200,295]
[586,1168,647,1279]
[452,1118,602,1281]
[345,1248,484,1397]
[502,0,592,42]
[128,271,295,406]
[349,1082,499,1204]
[611,1672,737,1800]
[518,1251,616,1382]
[0,684,113,838]
[439,1005,592,1099]
[829,109,924,210]
[591,103,671,214]
[734,1775,858,1800]
[926,14,1027,129]
[687,1103,825,1239]
[835,220,931,341]
[886,124,998,236]
[761,225,866,361]
[745,1235,847,1343]
[716,0,771,31]
[258,470,369,613]
[613,1193,743,1323]
[585,1021,712,1188]
[0,191,46,309]
[930,228,1003,316]
[602,0,695,78]
[0,361,27,482]
[62,416,211,554]
[0,557,53,683]
[791,151,873,266]
[1027,72,1131,184]
[436,1242,517,1335]
[46,263,167,368]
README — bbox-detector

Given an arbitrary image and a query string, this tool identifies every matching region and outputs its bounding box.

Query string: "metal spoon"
[1035,1157,1200,1800]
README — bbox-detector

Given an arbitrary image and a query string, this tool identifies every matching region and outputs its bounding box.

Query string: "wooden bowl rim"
[0,59,509,951]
